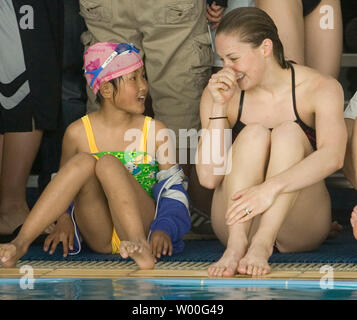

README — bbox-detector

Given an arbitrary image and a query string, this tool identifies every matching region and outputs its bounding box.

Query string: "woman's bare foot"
[0,240,28,268]
[350,206,357,240]
[237,240,273,277]
[119,240,155,270]
[208,241,248,277]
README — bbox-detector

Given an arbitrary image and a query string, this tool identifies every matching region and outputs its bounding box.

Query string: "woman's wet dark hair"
[216,7,290,69]
[95,76,122,104]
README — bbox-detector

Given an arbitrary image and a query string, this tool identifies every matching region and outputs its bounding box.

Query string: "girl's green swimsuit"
[94,150,157,197]
[81,114,158,197]
[81,114,159,253]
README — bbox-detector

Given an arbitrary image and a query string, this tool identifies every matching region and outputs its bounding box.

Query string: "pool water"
[1,278,357,300]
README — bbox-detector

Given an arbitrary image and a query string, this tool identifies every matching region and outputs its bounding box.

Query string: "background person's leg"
[0,135,3,177]
[304,0,343,78]
[0,0,63,237]
[255,0,305,65]
[0,130,43,235]
[138,0,212,153]
[343,118,357,188]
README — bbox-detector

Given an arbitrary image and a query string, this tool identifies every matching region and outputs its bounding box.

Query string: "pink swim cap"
[84,42,143,95]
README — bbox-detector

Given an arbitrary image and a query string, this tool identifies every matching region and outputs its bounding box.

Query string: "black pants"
[38,0,87,192]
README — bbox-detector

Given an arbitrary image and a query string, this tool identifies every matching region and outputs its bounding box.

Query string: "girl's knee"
[69,153,97,171]
[95,154,125,177]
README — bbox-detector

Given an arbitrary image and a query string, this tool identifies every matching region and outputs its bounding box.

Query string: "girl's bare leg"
[304,0,343,78]
[0,130,43,235]
[0,153,97,267]
[209,124,271,277]
[94,154,156,269]
[254,0,305,65]
[238,122,331,276]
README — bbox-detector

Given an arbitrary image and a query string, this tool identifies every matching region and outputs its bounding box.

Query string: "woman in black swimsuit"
[255,0,343,79]
[196,7,347,277]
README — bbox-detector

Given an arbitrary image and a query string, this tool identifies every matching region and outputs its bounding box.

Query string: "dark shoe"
[189,205,214,235]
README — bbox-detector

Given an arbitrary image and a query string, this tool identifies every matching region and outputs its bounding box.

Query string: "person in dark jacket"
[0,0,63,238]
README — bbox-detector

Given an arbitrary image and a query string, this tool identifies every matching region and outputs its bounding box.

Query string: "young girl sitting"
[0,42,191,270]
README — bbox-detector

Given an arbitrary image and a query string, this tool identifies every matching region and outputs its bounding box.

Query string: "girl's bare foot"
[0,240,28,268]
[237,240,273,277]
[119,240,155,270]
[350,206,357,240]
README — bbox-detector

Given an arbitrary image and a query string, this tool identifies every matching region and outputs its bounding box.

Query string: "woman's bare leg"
[0,130,43,235]
[209,124,271,277]
[304,0,343,78]
[254,0,305,65]
[94,154,156,269]
[0,153,98,267]
[238,122,331,276]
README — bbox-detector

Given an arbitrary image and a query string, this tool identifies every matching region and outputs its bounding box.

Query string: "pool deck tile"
[0,268,53,278]
[41,268,134,278]
[1,267,357,281]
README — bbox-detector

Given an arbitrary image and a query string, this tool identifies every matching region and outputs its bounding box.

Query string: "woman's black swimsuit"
[232,63,317,150]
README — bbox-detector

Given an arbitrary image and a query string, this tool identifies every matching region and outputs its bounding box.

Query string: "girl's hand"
[206,2,225,28]
[43,214,74,257]
[225,182,280,225]
[149,230,173,258]
[208,67,238,105]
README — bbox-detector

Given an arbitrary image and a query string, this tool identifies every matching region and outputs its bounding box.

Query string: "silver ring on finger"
[244,208,252,215]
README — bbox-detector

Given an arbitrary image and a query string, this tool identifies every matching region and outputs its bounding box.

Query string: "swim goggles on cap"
[85,43,140,88]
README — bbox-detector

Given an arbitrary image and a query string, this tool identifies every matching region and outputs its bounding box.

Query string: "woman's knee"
[271,121,310,154]
[271,121,302,136]
[235,124,271,148]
